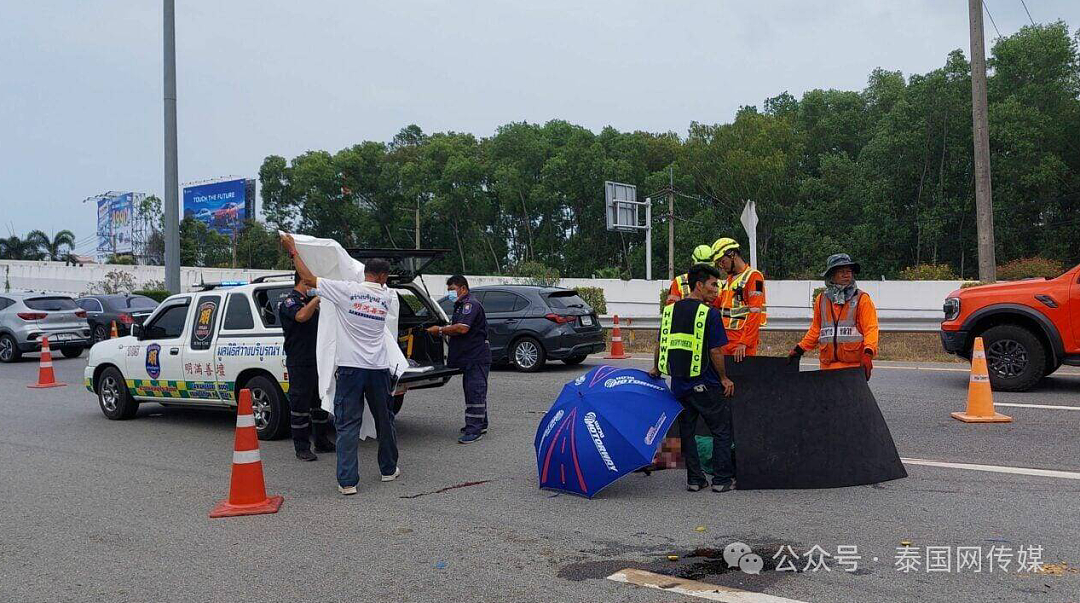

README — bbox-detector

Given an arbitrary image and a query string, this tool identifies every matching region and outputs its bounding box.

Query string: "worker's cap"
[691,244,714,263]
[712,238,740,258]
[821,253,861,278]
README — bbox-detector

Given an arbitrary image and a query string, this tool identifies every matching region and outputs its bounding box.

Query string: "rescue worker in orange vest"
[666,245,718,306]
[712,238,766,362]
[788,254,879,380]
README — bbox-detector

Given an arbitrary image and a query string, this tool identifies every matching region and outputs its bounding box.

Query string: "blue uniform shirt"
[669,305,728,398]
[447,292,492,367]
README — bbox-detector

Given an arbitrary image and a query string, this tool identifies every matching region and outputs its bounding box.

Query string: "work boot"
[459,426,488,435]
[296,450,317,462]
[711,481,734,493]
[314,439,336,453]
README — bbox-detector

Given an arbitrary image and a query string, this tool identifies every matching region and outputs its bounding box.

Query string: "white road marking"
[607,568,808,603]
[901,458,1080,480]
[995,402,1080,411]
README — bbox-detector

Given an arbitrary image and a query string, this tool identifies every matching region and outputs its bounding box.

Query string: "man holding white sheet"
[281,233,400,496]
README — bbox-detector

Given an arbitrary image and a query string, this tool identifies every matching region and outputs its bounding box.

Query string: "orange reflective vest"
[798,291,880,370]
[715,267,766,348]
[666,273,691,305]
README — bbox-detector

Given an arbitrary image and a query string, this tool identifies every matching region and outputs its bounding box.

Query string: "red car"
[940,263,1080,391]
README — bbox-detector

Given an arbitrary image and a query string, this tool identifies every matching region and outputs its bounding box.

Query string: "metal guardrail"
[600,316,942,332]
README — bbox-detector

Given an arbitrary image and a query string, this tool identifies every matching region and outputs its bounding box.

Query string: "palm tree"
[0,235,46,260]
[26,230,76,261]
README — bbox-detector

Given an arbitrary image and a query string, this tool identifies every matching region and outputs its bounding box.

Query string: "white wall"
[2,260,961,330]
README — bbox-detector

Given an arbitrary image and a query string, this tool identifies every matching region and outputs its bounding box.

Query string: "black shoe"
[460,426,488,434]
[296,450,317,462]
[711,481,734,493]
[687,483,706,492]
[314,440,336,453]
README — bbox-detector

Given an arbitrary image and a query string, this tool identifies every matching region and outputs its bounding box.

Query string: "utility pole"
[415,199,421,249]
[667,166,674,280]
[163,0,181,293]
[969,0,997,282]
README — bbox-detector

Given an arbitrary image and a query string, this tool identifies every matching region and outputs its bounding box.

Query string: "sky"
[2,0,1078,257]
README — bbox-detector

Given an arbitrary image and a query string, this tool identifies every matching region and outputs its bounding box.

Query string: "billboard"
[96,192,134,257]
[183,178,248,235]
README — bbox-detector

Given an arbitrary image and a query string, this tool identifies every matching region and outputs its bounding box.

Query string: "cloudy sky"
[2,0,1078,256]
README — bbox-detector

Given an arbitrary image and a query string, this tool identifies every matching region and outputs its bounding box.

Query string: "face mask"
[447,289,458,303]
[825,281,857,305]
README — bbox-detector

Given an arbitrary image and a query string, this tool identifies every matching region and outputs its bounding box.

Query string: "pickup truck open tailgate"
[395,364,462,393]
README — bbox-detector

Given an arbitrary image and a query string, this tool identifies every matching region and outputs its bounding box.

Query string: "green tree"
[26,230,76,261]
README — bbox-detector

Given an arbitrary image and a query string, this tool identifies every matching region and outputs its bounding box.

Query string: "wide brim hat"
[821,253,861,278]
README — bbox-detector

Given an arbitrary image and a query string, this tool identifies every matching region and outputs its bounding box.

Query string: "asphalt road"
[1,353,1079,603]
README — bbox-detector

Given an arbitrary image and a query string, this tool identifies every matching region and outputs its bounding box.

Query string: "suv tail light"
[545,313,573,324]
[119,313,134,325]
[75,310,87,318]
[17,312,47,321]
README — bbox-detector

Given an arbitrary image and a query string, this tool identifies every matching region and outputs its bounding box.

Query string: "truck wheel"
[511,337,545,372]
[0,334,22,363]
[61,347,84,359]
[98,366,138,420]
[245,375,289,441]
[980,324,1046,392]
[392,393,404,414]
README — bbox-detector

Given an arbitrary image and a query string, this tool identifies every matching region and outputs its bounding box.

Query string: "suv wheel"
[61,347,83,359]
[511,337,545,372]
[92,324,108,343]
[98,366,139,420]
[0,334,22,363]
[245,375,289,441]
[980,324,1047,392]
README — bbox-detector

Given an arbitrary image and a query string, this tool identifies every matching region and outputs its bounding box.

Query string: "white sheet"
[284,232,406,440]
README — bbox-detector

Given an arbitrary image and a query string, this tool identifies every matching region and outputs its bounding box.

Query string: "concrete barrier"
[1,260,958,332]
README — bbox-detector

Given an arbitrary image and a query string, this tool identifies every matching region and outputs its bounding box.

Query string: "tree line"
[256,23,1080,280]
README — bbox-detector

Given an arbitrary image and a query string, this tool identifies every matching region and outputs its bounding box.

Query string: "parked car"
[940,262,1080,391]
[438,285,605,372]
[0,292,92,362]
[85,249,461,440]
[77,294,159,343]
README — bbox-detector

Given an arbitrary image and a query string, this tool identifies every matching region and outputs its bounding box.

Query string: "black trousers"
[677,386,735,486]
[287,363,331,453]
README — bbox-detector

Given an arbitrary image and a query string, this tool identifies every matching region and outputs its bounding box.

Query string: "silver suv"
[0,292,91,362]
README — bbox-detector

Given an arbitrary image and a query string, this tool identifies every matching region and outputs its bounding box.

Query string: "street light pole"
[968,0,997,282]
[163,0,181,293]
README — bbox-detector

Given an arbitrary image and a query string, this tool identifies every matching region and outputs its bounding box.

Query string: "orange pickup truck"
[940,263,1080,391]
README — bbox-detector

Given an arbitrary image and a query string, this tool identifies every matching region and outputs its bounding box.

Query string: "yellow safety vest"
[658,300,710,378]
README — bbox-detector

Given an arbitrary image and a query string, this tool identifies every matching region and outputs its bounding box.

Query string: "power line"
[1018,0,1035,25]
[983,1,1003,38]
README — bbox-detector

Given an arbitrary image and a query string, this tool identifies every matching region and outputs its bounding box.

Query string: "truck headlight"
[942,297,960,321]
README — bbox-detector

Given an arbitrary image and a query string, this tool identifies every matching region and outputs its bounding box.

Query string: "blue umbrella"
[535,365,682,498]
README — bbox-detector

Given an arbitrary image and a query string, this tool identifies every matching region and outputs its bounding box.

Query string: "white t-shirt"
[316,278,391,370]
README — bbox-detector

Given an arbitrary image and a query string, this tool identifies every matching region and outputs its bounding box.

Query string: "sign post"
[740,199,759,270]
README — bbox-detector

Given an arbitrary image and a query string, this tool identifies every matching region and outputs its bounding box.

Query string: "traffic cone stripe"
[970,374,989,382]
[235,414,256,428]
[232,449,261,464]
[972,350,985,359]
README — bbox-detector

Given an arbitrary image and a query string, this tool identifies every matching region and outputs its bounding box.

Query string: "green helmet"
[691,244,714,263]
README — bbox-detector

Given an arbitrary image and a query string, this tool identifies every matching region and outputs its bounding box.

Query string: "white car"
[85,250,461,440]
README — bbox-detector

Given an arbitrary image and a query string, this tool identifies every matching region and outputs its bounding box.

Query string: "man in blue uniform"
[649,264,736,493]
[427,275,491,444]
[279,273,335,462]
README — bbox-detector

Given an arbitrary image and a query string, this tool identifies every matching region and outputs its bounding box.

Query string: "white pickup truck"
[85,250,461,439]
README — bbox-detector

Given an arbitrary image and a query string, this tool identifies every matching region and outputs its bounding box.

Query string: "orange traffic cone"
[210,389,284,518]
[604,315,632,359]
[951,337,1012,423]
[28,336,66,389]
[110,321,118,339]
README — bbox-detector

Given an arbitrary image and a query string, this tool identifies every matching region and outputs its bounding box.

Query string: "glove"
[786,345,804,364]
[861,351,873,380]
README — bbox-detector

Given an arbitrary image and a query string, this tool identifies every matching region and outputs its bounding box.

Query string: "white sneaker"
[338,484,358,496]
[381,467,402,482]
